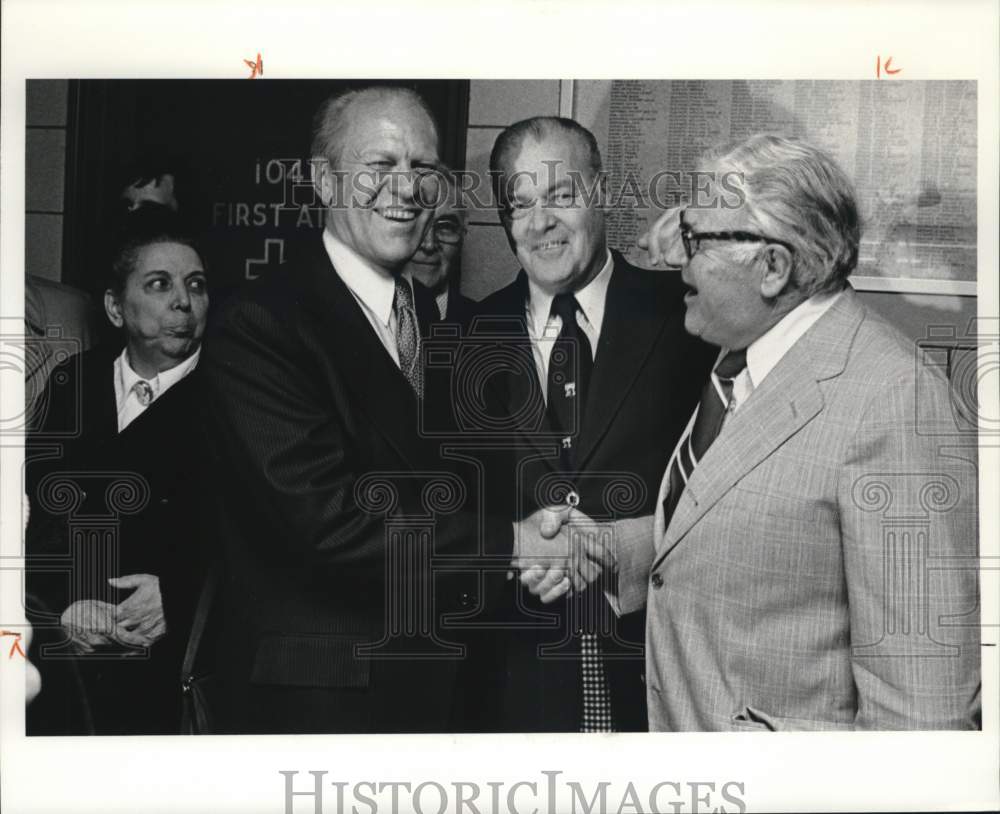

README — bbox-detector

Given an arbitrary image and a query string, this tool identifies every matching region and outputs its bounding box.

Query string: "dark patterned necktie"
[662,348,747,525]
[543,294,612,732]
[394,277,423,399]
[546,293,593,471]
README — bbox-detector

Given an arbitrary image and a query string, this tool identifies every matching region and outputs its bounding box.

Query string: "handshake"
[509,506,617,603]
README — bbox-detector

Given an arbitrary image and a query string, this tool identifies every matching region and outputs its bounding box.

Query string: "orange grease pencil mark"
[1,630,25,659]
[876,55,901,79]
[245,53,263,79]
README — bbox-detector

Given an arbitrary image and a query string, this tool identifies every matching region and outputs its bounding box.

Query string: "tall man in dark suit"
[479,117,715,731]
[199,87,574,733]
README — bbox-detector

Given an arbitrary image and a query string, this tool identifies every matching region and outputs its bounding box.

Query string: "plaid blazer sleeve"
[839,360,980,730]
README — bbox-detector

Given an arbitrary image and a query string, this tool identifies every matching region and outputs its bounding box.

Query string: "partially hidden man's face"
[105,241,209,375]
[503,134,607,295]
[322,96,442,276]
[404,198,464,292]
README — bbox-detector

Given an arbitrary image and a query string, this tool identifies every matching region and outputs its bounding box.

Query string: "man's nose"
[527,201,555,231]
[173,285,192,311]
[419,223,439,252]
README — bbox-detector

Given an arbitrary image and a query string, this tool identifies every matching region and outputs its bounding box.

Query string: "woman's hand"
[109,574,167,647]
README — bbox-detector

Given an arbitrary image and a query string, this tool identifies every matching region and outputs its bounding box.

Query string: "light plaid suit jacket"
[612,288,980,731]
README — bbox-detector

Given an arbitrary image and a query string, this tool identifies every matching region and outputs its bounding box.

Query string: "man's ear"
[314,158,335,208]
[597,174,610,208]
[104,290,124,329]
[759,245,794,298]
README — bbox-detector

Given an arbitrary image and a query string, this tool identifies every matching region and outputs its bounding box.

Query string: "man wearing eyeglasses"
[403,170,474,322]
[531,133,980,731]
[477,116,715,733]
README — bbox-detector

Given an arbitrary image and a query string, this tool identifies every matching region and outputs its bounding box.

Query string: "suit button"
[159,497,170,505]
[651,573,663,589]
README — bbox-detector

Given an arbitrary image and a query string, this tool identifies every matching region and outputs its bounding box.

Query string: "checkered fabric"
[579,632,614,732]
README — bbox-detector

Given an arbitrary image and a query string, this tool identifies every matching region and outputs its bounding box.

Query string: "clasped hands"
[510,506,616,603]
[60,573,167,654]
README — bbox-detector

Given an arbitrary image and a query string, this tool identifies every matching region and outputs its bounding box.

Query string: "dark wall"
[61,79,470,299]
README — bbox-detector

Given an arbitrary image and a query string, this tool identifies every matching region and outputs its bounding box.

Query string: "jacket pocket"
[731,705,854,732]
[250,634,371,689]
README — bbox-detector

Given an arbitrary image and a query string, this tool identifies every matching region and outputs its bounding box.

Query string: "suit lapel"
[477,272,559,465]
[295,237,425,469]
[576,257,669,469]
[81,347,120,442]
[654,288,866,564]
[117,366,195,441]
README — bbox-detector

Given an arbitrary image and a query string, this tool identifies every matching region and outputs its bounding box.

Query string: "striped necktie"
[661,348,747,525]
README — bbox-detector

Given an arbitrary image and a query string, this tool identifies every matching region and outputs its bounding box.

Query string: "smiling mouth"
[377,207,419,223]
[533,240,567,252]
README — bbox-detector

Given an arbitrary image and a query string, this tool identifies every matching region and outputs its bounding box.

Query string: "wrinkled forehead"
[133,240,204,271]
[340,96,440,161]
[508,134,595,193]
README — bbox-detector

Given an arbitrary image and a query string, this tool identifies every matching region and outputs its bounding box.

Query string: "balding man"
[201,87,567,733]
[538,134,981,731]
[479,116,714,732]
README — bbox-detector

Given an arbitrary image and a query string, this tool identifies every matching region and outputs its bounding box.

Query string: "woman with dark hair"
[26,206,212,735]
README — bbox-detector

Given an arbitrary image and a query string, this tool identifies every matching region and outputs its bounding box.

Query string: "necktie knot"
[132,380,154,407]
[550,293,580,324]
[714,348,747,381]
[393,277,415,312]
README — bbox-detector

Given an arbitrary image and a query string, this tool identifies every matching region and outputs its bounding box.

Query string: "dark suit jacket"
[25,345,209,734]
[472,250,716,731]
[442,287,477,324]
[199,234,513,734]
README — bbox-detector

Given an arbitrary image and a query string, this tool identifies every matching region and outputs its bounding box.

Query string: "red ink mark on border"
[1,630,25,659]
[876,55,901,79]
[245,53,263,79]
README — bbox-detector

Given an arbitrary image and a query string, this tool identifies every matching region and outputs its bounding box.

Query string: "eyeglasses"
[432,217,466,245]
[679,209,795,260]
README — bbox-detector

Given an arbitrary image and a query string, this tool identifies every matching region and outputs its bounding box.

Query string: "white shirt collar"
[741,289,843,389]
[323,229,412,327]
[114,345,200,410]
[526,249,614,336]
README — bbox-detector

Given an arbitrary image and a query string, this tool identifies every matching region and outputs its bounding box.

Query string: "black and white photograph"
[1,2,997,813]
